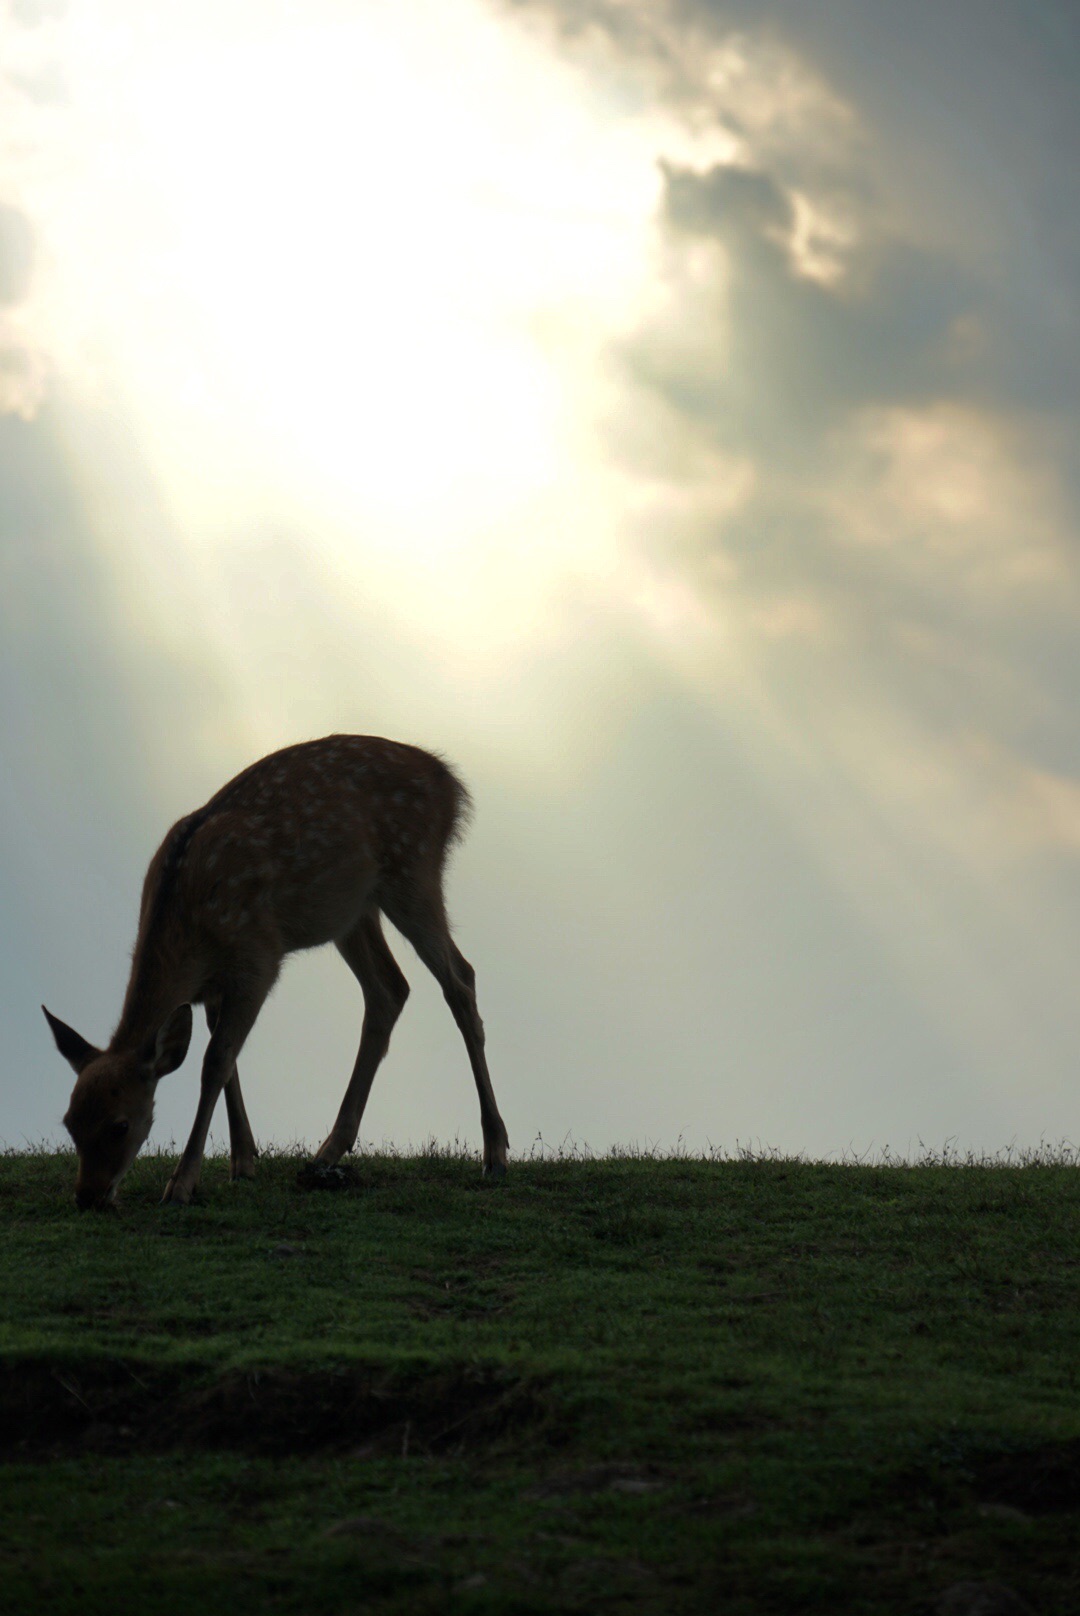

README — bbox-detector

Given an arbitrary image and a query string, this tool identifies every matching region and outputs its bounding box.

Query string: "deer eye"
[110,1120,130,1141]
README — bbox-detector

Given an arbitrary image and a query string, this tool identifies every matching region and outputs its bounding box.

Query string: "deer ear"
[42,1006,101,1075]
[141,1003,193,1081]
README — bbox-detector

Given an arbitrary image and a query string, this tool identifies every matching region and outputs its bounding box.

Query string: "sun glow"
[19,0,673,661]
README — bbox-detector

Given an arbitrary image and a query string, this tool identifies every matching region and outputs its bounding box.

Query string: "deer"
[43,734,509,1209]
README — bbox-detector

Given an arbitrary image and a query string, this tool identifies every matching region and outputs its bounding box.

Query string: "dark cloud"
[498,0,1080,859]
[505,0,1080,607]
[649,160,980,455]
[508,0,1080,160]
[665,161,790,237]
[505,0,1080,412]
[621,142,1079,757]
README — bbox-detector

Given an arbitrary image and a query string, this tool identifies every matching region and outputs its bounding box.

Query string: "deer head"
[44,1004,193,1209]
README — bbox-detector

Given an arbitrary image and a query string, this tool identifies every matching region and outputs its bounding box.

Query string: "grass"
[2,1143,1080,1613]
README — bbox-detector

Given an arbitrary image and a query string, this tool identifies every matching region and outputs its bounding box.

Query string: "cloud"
[500,0,1080,905]
[957,737,1080,859]
[507,0,1080,408]
[10,0,68,24]
[614,143,1070,648]
[0,204,33,305]
[643,158,981,454]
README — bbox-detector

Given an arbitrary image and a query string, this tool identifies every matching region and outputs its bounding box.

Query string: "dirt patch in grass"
[0,1357,547,1459]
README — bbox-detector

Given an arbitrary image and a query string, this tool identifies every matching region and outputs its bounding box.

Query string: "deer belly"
[273,865,378,952]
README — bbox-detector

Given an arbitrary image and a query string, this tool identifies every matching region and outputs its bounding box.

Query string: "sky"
[2,0,1079,1160]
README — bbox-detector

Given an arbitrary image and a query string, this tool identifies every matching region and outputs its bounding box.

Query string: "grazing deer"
[43,735,509,1209]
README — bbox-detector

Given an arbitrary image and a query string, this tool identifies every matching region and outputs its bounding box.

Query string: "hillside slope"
[1,1149,1078,1613]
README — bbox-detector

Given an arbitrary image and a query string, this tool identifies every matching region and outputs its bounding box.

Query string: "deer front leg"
[205,1003,258,1181]
[164,991,265,1205]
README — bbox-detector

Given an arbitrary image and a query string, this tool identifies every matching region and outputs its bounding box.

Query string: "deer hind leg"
[314,912,410,1166]
[381,890,509,1178]
[204,1001,258,1182]
[163,981,271,1206]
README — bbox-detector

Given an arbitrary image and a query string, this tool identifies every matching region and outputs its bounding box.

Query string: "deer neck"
[112,935,202,1052]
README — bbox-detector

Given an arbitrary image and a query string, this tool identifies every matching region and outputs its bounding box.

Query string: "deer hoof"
[161,1175,193,1206]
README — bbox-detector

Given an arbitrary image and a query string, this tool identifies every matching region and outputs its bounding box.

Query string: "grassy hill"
[1,1146,1079,1614]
